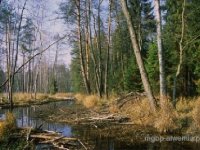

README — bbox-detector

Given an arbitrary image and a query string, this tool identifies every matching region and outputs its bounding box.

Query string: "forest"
[0,0,200,149]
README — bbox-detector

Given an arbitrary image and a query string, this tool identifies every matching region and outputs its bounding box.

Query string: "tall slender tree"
[154,0,167,107]
[120,0,157,111]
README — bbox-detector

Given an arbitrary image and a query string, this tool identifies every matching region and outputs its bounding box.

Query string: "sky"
[39,0,72,67]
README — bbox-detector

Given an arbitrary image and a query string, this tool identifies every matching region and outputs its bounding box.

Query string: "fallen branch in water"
[26,129,87,150]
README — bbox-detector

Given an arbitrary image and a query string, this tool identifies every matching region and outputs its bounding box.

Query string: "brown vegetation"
[0,112,17,141]
[0,92,73,107]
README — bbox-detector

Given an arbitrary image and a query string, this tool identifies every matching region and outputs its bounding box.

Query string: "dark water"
[0,100,199,150]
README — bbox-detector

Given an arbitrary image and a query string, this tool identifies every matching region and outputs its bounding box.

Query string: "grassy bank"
[1,92,200,135]
[0,92,73,108]
[74,93,200,134]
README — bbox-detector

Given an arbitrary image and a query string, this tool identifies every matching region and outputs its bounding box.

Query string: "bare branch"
[0,35,67,88]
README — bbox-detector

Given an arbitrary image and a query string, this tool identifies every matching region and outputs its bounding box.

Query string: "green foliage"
[145,42,159,93]
[20,18,36,54]
[124,58,142,92]
[70,46,84,93]
[163,0,200,96]
[49,76,58,95]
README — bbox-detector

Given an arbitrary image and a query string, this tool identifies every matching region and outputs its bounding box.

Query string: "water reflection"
[0,100,199,150]
[0,101,73,137]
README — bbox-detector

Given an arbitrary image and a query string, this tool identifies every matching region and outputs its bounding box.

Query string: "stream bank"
[0,98,200,149]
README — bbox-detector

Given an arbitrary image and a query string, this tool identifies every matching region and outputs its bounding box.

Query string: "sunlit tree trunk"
[75,0,91,94]
[154,0,167,107]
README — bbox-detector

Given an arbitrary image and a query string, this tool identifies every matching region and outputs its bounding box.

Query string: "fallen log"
[28,130,88,150]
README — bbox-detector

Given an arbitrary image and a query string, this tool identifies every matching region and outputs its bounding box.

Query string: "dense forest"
[0,0,200,108]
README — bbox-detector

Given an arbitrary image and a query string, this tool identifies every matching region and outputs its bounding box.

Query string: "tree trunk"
[173,0,186,107]
[104,0,112,98]
[97,0,104,97]
[154,0,167,107]
[75,0,91,94]
[88,0,101,96]
[120,0,157,112]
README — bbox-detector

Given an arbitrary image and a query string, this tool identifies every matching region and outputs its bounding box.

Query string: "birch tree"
[154,0,167,107]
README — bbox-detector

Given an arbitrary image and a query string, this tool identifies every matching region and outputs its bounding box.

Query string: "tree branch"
[0,35,67,89]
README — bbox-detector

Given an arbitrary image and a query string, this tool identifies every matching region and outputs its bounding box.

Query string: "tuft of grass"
[176,98,196,113]
[51,93,73,98]
[74,93,87,104]
[121,98,155,126]
[0,112,17,141]
[83,95,99,108]
[120,97,179,133]
[36,93,49,100]
[154,101,178,133]
[109,104,119,113]
[191,98,200,129]
[13,93,32,103]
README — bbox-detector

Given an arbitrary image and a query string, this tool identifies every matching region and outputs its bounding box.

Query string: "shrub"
[83,95,98,108]
[0,112,17,141]
[192,98,200,129]
[74,93,86,104]
[121,98,155,126]
[154,101,178,133]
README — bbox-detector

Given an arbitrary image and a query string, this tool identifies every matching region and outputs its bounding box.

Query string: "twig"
[0,35,67,88]
[26,127,32,141]
[78,139,88,150]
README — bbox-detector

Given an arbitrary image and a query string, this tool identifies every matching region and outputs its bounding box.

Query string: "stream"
[0,100,199,150]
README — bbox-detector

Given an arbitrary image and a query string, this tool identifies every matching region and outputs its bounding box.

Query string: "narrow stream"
[0,100,199,150]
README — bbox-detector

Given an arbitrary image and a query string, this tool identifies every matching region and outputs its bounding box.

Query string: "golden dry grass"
[0,112,17,141]
[74,93,99,108]
[74,93,87,104]
[154,101,178,133]
[120,98,179,133]
[121,98,155,126]
[83,95,99,108]
[50,92,73,98]
[191,98,200,129]
[0,92,73,105]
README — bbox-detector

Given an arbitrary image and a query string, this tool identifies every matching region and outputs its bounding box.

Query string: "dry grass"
[83,95,99,108]
[4,93,49,103]
[109,104,119,113]
[120,98,179,133]
[176,98,196,113]
[191,98,200,129]
[74,93,87,104]
[50,93,73,98]
[74,93,99,108]
[0,112,17,141]
[154,101,178,133]
[0,92,73,105]
[121,98,155,126]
